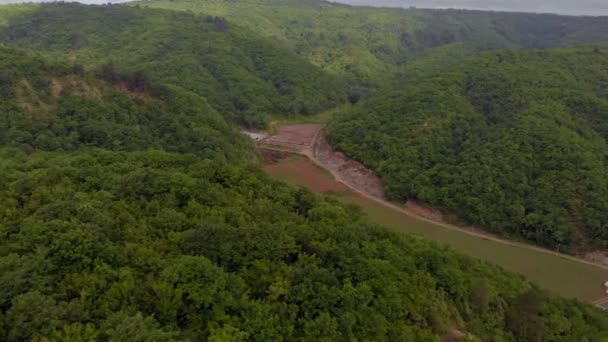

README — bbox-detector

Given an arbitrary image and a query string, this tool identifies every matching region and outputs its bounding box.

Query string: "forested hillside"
[1,148,607,341]
[0,3,345,127]
[3,1,608,110]
[1,1,608,340]
[327,47,608,252]
[0,46,250,162]
[139,0,608,87]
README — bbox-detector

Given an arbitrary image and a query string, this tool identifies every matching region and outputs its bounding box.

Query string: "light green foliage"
[139,0,416,85]
[328,47,608,251]
[0,148,606,341]
[139,0,608,88]
[0,4,40,27]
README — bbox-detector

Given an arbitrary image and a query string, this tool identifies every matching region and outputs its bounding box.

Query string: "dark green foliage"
[328,47,608,251]
[0,46,250,162]
[0,148,606,340]
[505,290,545,341]
[0,3,346,127]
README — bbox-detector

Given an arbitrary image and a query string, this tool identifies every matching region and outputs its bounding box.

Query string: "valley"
[260,123,608,303]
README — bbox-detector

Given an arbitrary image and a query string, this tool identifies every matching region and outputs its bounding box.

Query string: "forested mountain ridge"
[1,148,607,341]
[0,3,346,127]
[3,1,608,110]
[139,0,608,88]
[0,46,251,161]
[327,47,608,252]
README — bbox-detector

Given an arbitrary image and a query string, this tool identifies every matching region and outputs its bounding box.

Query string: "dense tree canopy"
[0,46,250,162]
[0,148,606,341]
[0,1,608,340]
[140,0,608,88]
[0,3,346,127]
[328,47,608,252]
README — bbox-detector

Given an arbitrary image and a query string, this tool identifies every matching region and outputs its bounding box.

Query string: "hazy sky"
[0,0,130,3]
[1,0,607,16]
[336,0,608,16]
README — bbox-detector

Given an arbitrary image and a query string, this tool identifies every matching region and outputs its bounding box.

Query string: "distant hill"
[0,46,251,161]
[327,47,608,252]
[3,1,608,111]
[138,0,608,87]
[0,3,346,127]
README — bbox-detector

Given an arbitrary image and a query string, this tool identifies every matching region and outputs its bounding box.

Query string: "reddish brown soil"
[314,134,387,199]
[262,152,348,193]
[266,124,323,147]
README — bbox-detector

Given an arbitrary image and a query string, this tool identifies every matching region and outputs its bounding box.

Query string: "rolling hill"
[0,46,251,161]
[138,0,608,87]
[0,3,346,127]
[327,47,608,253]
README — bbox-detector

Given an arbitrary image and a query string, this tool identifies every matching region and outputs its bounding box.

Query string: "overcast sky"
[1,0,607,16]
[336,0,608,16]
[0,0,130,3]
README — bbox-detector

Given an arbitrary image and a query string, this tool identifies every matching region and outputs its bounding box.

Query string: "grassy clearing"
[265,154,608,302]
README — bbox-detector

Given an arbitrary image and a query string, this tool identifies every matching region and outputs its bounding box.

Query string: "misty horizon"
[336,0,608,16]
[1,0,608,16]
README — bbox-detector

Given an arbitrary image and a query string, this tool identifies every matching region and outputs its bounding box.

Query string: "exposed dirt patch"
[264,124,387,200]
[50,78,63,97]
[50,77,104,101]
[262,150,348,193]
[314,133,387,199]
[585,251,608,267]
[266,124,323,148]
[114,81,153,104]
[405,200,445,222]
[52,77,151,103]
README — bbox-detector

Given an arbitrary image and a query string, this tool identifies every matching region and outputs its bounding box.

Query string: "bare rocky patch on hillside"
[314,133,387,200]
